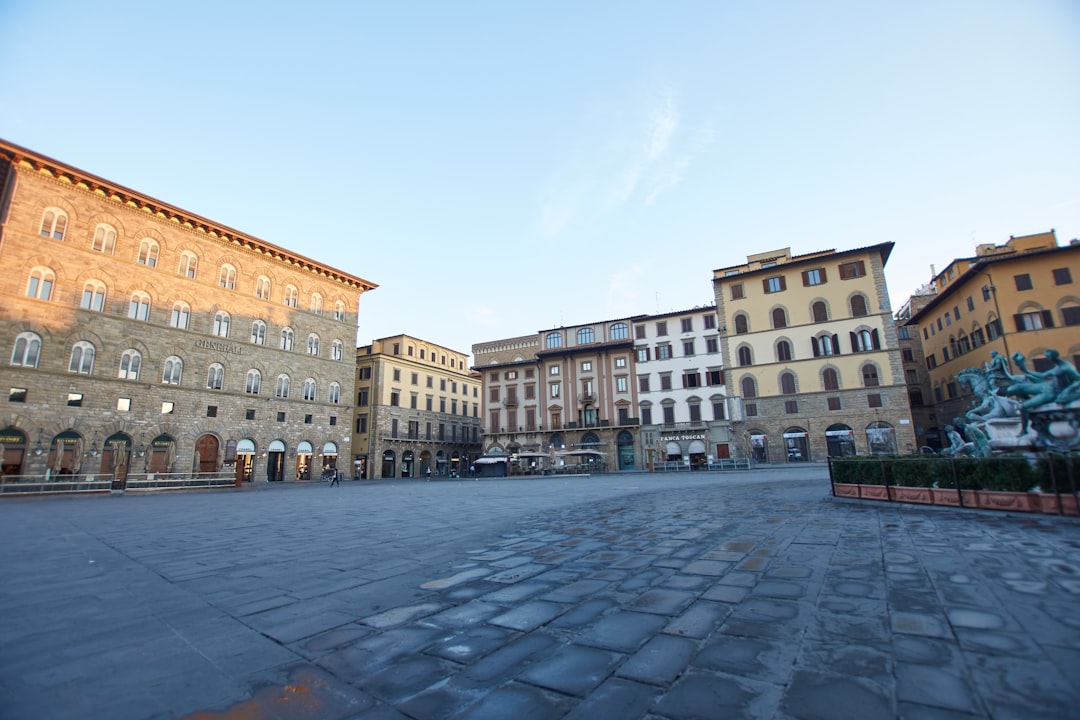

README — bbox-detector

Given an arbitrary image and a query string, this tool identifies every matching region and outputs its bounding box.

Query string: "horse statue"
[957,367,1021,423]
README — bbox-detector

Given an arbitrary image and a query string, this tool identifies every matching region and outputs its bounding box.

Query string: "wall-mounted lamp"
[137,443,146,458]
[33,429,44,456]
[88,432,100,457]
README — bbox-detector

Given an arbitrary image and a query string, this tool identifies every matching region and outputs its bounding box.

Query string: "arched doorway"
[419,450,432,477]
[688,439,707,469]
[148,434,176,475]
[195,434,219,474]
[0,427,27,476]
[235,438,255,483]
[101,432,132,490]
[436,450,447,476]
[322,442,338,477]
[826,424,856,457]
[866,422,896,455]
[665,441,682,462]
[783,428,809,462]
[617,430,635,470]
[381,450,396,478]
[549,433,565,451]
[296,441,313,481]
[267,440,286,482]
[401,449,414,478]
[48,430,83,476]
[749,432,768,463]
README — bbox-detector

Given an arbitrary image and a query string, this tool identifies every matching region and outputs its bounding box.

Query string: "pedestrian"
[330,468,341,486]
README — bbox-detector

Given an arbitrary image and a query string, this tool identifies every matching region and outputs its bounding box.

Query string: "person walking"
[329,468,341,486]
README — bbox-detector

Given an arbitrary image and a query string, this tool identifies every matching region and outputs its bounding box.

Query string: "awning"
[474,456,508,465]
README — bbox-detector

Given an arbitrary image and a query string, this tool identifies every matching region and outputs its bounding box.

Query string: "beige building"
[712,243,915,461]
[474,318,642,473]
[0,139,376,485]
[353,335,482,479]
[894,286,939,449]
[903,231,1080,439]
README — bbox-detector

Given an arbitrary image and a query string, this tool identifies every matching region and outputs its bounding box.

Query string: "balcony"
[503,396,518,407]
[577,392,597,403]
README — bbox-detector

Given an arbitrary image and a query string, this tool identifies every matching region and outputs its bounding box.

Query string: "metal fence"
[0,471,237,496]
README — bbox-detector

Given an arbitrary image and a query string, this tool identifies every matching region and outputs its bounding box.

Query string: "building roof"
[712,241,895,281]
[0,138,378,292]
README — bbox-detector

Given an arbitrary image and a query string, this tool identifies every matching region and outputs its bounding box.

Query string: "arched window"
[331,339,344,361]
[218,264,236,290]
[741,376,757,398]
[862,364,880,387]
[329,382,341,404]
[812,301,828,323]
[275,374,290,398]
[162,356,183,385]
[245,369,262,394]
[118,349,142,380]
[546,332,563,349]
[283,285,298,307]
[170,302,190,329]
[851,329,880,352]
[250,320,266,345]
[772,307,787,329]
[577,327,595,344]
[92,224,117,254]
[310,293,323,315]
[39,208,67,240]
[128,291,151,321]
[248,276,269,300]
[737,346,753,366]
[11,332,42,368]
[334,301,346,321]
[610,322,629,340]
[69,341,95,374]
[814,333,839,357]
[280,328,294,351]
[26,268,55,300]
[850,294,868,317]
[303,378,317,401]
[734,314,749,334]
[306,334,320,356]
[138,239,159,267]
[81,281,107,312]
[823,367,840,390]
[207,363,224,390]
[780,371,797,394]
[179,251,198,279]
[213,311,231,338]
[776,340,792,362]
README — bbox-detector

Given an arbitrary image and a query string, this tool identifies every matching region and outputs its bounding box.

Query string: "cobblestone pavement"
[2,468,1079,720]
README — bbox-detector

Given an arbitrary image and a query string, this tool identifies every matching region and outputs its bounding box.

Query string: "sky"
[2,1,1078,358]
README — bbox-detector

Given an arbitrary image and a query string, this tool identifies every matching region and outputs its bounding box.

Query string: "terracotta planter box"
[859,484,889,501]
[890,486,932,504]
[931,488,962,506]
[976,490,1035,512]
[832,483,860,498]
[1035,493,1080,516]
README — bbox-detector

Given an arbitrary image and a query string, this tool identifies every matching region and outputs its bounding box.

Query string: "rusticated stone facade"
[0,139,376,484]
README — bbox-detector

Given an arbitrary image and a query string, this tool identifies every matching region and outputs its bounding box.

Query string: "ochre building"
[0,140,376,485]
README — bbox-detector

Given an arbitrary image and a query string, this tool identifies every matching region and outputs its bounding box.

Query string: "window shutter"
[831,334,840,354]
[1041,310,1054,328]
[871,329,880,349]
[819,267,827,282]
[779,276,787,291]
[1013,314,1025,332]
[849,332,858,353]
[812,337,820,357]
[802,270,810,286]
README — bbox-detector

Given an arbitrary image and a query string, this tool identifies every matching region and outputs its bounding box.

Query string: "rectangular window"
[390,391,400,406]
[207,405,218,417]
[868,393,883,408]
[1053,267,1073,285]
[707,369,723,385]
[637,347,650,362]
[357,389,369,406]
[926,354,937,369]
[117,397,131,412]
[357,416,367,433]
[549,365,560,375]
[681,317,693,332]
[663,406,675,424]
[827,397,841,411]
[712,401,725,420]
[66,392,83,407]
[616,377,628,393]
[635,324,646,339]
[905,369,919,384]
[550,383,560,398]
[277,411,286,422]
[391,419,399,437]
[802,268,826,286]
[358,366,371,380]
[763,276,786,293]
[967,296,975,311]
[901,348,915,363]
[1062,306,1080,326]
[745,403,758,417]
[1015,311,1052,332]
[898,326,910,340]
[1014,273,1033,291]
[683,372,700,388]
[657,345,672,360]
[660,374,672,391]
[639,375,650,392]
[489,387,500,402]
[411,372,418,385]
[641,407,652,425]
[245,409,255,420]
[9,387,27,403]
[730,283,744,300]
[656,321,668,336]
[784,400,798,414]
[706,338,719,353]
[703,314,716,329]
[161,402,174,414]
[839,260,866,279]
[689,404,702,422]
[683,340,695,356]
[581,361,592,371]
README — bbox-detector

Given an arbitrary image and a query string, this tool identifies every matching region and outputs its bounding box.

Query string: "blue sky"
[2,1,1078,356]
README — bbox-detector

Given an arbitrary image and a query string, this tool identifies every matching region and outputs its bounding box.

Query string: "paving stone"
[781,669,894,720]
[895,662,979,713]
[576,611,668,652]
[615,634,697,685]
[682,559,733,576]
[540,579,610,603]
[655,672,782,719]
[517,644,621,696]
[663,600,733,639]
[561,677,659,720]
[488,601,565,631]
[424,624,516,663]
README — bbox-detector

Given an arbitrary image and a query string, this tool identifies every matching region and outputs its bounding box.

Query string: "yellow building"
[904,231,1080,439]
[712,243,916,461]
[354,335,482,479]
[0,139,376,485]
